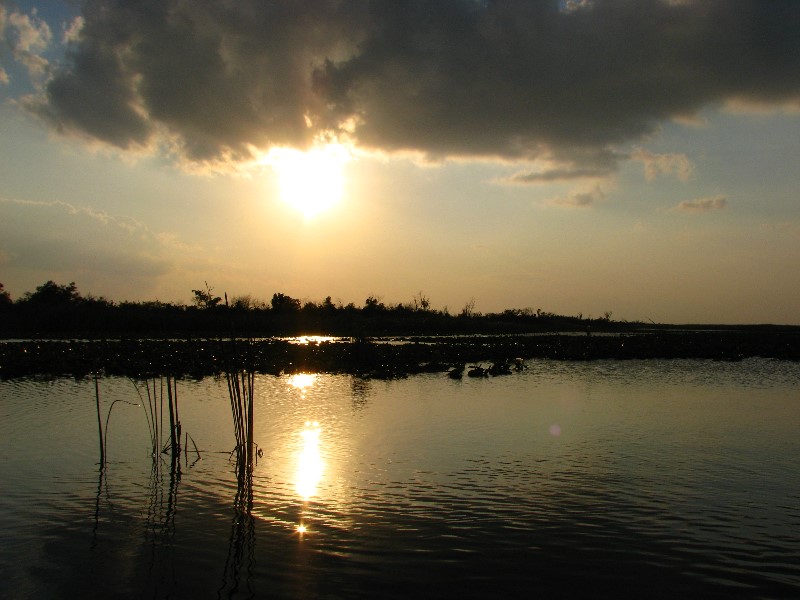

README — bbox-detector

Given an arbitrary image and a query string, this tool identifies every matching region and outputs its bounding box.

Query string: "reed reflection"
[220,368,258,598]
[350,376,371,411]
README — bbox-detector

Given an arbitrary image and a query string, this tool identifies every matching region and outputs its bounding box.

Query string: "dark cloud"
[28,0,800,169]
[29,0,366,159]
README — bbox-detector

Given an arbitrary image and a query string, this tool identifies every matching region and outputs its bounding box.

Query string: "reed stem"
[226,369,255,473]
[94,372,105,468]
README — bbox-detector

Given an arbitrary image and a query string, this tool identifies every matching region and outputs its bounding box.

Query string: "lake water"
[2,358,799,599]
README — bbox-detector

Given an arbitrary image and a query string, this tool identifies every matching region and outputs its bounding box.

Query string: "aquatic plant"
[93,372,141,467]
[226,368,256,475]
[221,366,258,596]
[137,377,165,458]
[221,334,259,516]
[165,375,181,461]
[93,374,203,477]
[94,373,105,468]
[138,376,200,463]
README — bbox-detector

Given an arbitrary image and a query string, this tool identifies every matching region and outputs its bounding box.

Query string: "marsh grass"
[134,376,198,464]
[132,376,163,459]
[89,355,259,595]
[221,330,259,513]
[226,369,255,469]
[93,372,141,468]
[226,367,259,515]
[94,372,104,468]
[92,375,188,591]
[221,352,258,596]
[167,377,180,457]
[94,373,200,470]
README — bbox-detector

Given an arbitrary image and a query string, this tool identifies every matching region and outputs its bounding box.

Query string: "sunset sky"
[1,0,799,324]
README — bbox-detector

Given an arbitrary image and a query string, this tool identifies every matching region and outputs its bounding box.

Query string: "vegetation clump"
[1,281,798,380]
[1,280,626,338]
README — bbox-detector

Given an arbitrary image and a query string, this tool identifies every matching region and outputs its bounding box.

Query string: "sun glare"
[267,144,351,219]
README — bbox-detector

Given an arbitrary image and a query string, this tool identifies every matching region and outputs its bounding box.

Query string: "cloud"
[630,148,694,182]
[21,0,800,173]
[722,97,800,116]
[27,0,364,161]
[3,197,138,231]
[0,197,174,279]
[62,16,83,44]
[1,5,52,82]
[674,194,727,212]
[505,147,623,183]
[510,165,611,182]
[546,185,606,208]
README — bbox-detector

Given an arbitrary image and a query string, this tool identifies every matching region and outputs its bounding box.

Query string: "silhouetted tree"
[191,282,222,309]
[460,298,476,318]
[412,291,431,312]
[1,277,629,338]
[0,283,11,307]
[231,294,256,310]
[22,280,82,305]
[363,295,386,313]
[271,292,301,312]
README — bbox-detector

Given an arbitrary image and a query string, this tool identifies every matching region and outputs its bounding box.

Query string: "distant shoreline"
[2,330,798,380]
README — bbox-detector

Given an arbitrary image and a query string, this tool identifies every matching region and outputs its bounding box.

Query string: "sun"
[267,144,351,219]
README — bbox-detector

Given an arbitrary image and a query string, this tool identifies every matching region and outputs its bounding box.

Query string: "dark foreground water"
[1,358,799,599]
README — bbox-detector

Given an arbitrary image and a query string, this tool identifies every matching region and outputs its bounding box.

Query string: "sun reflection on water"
[290,335,338,346]
[296,421,323,501]
[289,373,317,390]
[285,374,328,536]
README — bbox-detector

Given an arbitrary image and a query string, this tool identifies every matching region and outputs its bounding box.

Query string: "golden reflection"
[289,373,317,390]
[291,335,337,346]
[296,421,323,501]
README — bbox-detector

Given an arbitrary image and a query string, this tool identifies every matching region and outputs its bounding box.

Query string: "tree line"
[0,280,625,338]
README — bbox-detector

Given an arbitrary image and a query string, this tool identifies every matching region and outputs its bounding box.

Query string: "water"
[1,359,799,599]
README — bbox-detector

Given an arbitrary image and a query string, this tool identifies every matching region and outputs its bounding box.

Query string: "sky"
[1,0,799,324]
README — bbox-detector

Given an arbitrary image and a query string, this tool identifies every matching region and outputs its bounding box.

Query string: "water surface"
[2,358,799,598]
